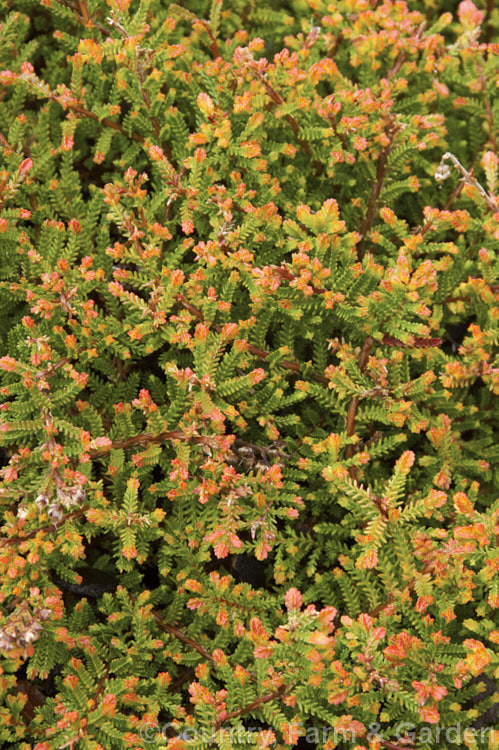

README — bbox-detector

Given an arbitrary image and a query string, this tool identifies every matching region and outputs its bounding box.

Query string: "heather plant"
[0,0,498,749]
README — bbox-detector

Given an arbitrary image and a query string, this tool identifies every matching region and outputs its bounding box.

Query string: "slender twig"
[166,668,196,695]
[151,608,215,663]
[476,63,497,151]
[345,337,374,480]
[268,265,327,295]
[441,284,499,304]
[248,67,323,173]
[327,110,348,149]
[357,116,400,258]
[175,294,329,385]
[214,686,290,729]
[386,22,426,80]
[78,0,90,24]
[0,507,88,547]
[169,5,219,58]
[326,31,343,60]
[413,155,478,237]
[368,562,433,618]
[258,75,312,158]
[484,0,496,45]
[87,429,228,459]
[138,601,294,717]
[379,740,415,750]
[70,103,144,143]
[57,0,112,36]
[435,152,498,212]
[198,20,220,58]
[17,69,143,143]
[35,355,73,380]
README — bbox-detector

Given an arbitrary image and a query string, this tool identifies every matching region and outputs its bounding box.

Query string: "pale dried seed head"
[70,488,86,504]
[35,493,49,510]
[48,503,64,523]
[435,163,451,182]
[21,622,43,645]
[17,504,29,519]
[237,445,254,457]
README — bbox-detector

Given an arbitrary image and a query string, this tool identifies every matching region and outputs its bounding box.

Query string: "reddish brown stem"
[57,0,112,36]
[379,740,414,750]
[0,507,88,547]
[477,63,497,151]
[214,686,290,729]
[345,337,374,480]
[175,295,329,385]
[382,335,442,348]
[386,22,426,80]
[78,0,90,23]
[328,111,348,149]
[35,356,73,380]
[140,603,265,693]
[70,104,144,143]
[416,179,467,237]
[151,608,215,664]
[441,285,499,304]
[357,117,399,258]
[414,152,486,238]
[368,562,433,618]
[484,0,496,46]
[87,429,227,458]
[327,31,344,60]
[198,21,220,59]
[254,73,320,169]
[269,265,327,295]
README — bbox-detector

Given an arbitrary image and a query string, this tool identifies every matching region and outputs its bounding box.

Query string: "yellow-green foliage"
[0,0,498,748]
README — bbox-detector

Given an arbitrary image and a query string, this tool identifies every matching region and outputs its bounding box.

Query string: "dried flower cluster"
[0,599,53,655]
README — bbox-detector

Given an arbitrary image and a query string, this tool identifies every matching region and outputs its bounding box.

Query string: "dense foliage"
[0,0,498,748]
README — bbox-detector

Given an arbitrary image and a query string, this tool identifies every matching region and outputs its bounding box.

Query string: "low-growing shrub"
[0,0,498,748]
